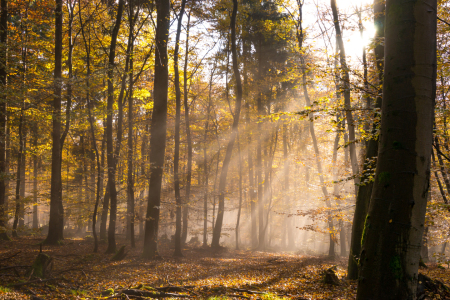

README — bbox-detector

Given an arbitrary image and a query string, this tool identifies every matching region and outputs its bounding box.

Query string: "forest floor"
[0,236,448,300]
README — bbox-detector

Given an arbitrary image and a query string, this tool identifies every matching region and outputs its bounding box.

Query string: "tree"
[173,0,187,257]
[211,0,242,249]
[105,0,125,254]
[143,0,170,259]
[347,0,385,280]
[356,0,436,298]
[46,0,64,245]
[0,0,8,241]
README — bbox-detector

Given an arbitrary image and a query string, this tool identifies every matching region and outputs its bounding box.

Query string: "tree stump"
[28,253,53,279]
[322,267,340,285]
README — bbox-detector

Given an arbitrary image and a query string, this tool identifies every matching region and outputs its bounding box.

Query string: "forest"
[0,0,448,299]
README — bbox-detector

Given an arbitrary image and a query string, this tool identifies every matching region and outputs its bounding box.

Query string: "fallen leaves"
[0,237,448,300]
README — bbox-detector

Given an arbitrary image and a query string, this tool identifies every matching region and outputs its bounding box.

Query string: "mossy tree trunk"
[356,0,436,298]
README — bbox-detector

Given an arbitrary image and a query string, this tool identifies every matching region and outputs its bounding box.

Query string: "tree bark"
[32,128,38,229]
[12,109,24,237]
[297,0,335,256]
[330,0,359,192]
[182,12,192,245]
[356,0,436,297]
[46,0,64,244]
[0,0,6,241]
[126,3,138,249]
[211,0,242,248]
[105,0,124,254]
[347,0,385,279]
[143,0,170,259]
[173,0,186,257]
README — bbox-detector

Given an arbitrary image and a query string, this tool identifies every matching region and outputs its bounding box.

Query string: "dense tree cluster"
[0,0,447,297]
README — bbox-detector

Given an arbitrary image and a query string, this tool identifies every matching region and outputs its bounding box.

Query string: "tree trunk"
[126,3,138,249]
[243,38,257,249]
[330,0,359,193]
[12,109,24,237]
[347,0,385,279]
[235,132,243,250]
[19,132,26,228]
[202,62,215,247]
[46,0,64,244]
[33,128,38,229]
[211,0,242,249]
[143,0,170,259]
[100,126,108,241]
[173,0,186,257]
[105,0,124,254]
[182,12,192,245]
[297,0,335,256]
[356,0,436,297]
[0,0,7,240]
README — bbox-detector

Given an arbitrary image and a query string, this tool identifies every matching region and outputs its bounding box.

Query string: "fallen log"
[120,289,191,298]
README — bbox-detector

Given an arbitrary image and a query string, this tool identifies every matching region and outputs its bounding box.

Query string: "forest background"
[0,0,448,298]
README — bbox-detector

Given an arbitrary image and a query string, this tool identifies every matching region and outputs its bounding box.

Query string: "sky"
[302,0,376,61]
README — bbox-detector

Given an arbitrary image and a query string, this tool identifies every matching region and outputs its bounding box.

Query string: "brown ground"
[0,236,448,299]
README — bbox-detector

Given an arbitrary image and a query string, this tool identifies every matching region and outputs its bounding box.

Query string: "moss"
[390,255,403,280]
[393,141,404,150]
[111,245,126,261]
[361,215,370,247]
[30,253,52,278]
[378,171,391,186]
[101,288,115,296]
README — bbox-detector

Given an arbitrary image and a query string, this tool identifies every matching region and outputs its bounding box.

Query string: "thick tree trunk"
[105,0,124,254]
[46,0,64,244]
[347,0,385,279]
[0,0,7,241]
[173,0,186,257]
[356,0,436,298]
[211,0,242,248]
[143,0,170,259]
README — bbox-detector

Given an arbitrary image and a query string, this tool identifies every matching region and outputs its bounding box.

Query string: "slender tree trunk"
[211,0,242,248]
[297,0,335,256]
[330,0,359,192]
[143,0,170,259]
[0,0,7,240]
[356,0,436,297]
[432,151,448,204]
[46,0,64,244]
[19,133,26,228]
[32,128,38,229]
[182,12,192,245]
[347,0,385,279]
[12,109,24,237]
[105,0,124,254]
[235,132,243,250]
[79,1,102,252]
[243,38,257,249]
[202,63,215,247]
[126,3,138,249]
[173,0,186,257]
[100,125,108,241]
[256,49,264,250]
